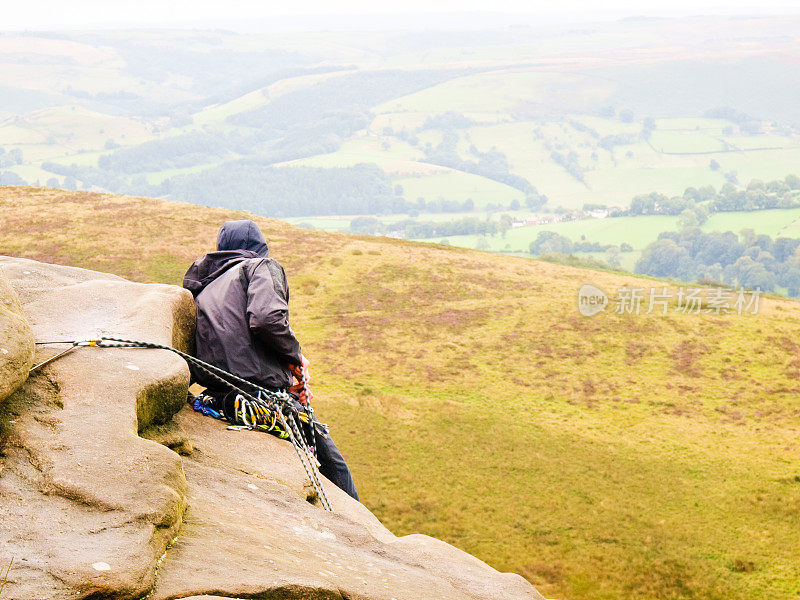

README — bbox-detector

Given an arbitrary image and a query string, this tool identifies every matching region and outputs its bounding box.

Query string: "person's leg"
[313,422,359,501]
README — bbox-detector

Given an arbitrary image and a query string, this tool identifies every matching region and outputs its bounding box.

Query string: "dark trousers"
[313,421,359,501]
[213,389,360,502]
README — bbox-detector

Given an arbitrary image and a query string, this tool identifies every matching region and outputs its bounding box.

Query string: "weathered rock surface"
[0,256,194,599]
[0,265,34,403]
[0,256,544,600]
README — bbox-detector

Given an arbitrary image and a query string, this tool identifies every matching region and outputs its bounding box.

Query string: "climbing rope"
[30,339,99,372]
[32,337,333,511]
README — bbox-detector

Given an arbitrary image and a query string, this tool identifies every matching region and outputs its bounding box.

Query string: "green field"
[285,136,433,174]
[374,70,556,114]
[192,89,270,126]
[649,130,726,154]
[704,208,800,238]
[715,148,800,183]
[727,135,796,151]
[47,150,108,167]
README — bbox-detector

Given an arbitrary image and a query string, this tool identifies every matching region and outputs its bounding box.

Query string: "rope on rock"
[30,339,99,372]
[32,337,333,511]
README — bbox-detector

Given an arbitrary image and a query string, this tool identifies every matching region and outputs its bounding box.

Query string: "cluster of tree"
[711,178,800,211]
[599,134,637,150]
[568,120,600,139]
[168,162,400,217]
[622,175,800,218]
[704,107,762,135]
[349,217,386,235]
[77,68,458,182]
[583,203,607,211]
[421,111,474,130]
[97,132,230,174]
[97,123,351,177]
[45,143,534,217]
[598,106,616,118]
[255,111,369,158]
[0,148,23,168]
[77,104,365,190]
[538,252,625,272]
[98,70,445,177]
[549,149,584,183]
[635,227,800,295]
[528,231,633,255]
[423,132,543,199]
[197,65,351,116]
[0,171,25,185]
[641,117,656,141]
[393,127,419,146]
[42,162,141,195]
[392,217,507,239]
[62,83,169,118]
[627,191,707,217]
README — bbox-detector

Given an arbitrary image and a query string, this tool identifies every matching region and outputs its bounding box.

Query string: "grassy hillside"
[3,186,800,600]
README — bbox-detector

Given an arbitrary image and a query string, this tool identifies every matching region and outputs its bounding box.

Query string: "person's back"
[183,220,301,393]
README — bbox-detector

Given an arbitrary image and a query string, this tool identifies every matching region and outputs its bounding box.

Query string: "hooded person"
[183,219,301,391]
[183,219,359,500]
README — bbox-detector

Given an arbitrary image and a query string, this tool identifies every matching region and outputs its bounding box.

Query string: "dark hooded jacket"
[183,220,302,392]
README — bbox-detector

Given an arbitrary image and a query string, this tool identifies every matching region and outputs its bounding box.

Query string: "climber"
[182,219,359,501]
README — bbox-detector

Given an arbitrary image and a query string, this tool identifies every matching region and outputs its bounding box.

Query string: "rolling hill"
[2,186,800,600]
[5,18,800,278]
[4,19,800,213]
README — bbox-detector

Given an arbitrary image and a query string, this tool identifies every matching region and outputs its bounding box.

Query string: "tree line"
[622,175,800,220]
[529,231,633,255]
[636,227,800,295]
[423,130,545,205]
[168,162,401,217]
[0,148,23,168]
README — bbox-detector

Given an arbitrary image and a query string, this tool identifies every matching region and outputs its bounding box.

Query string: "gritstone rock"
[0,256,545,600]
[0,265,34,403]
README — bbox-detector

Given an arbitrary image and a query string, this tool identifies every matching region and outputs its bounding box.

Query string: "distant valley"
[4,18,800,289]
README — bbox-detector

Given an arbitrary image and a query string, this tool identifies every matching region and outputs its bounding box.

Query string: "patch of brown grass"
[671,340,709,378]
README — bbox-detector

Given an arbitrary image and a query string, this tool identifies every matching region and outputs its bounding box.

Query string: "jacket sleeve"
[245,260,303,365]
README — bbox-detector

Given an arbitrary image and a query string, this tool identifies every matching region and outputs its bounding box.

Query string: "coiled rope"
[32,337,333,511]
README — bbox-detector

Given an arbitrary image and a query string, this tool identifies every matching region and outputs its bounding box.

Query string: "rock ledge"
[0,256,544,600]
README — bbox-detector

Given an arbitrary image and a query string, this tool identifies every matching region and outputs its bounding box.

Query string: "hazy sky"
[4,0,799,31]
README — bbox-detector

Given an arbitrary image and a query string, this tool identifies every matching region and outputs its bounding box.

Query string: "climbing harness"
[31,337,333,511]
